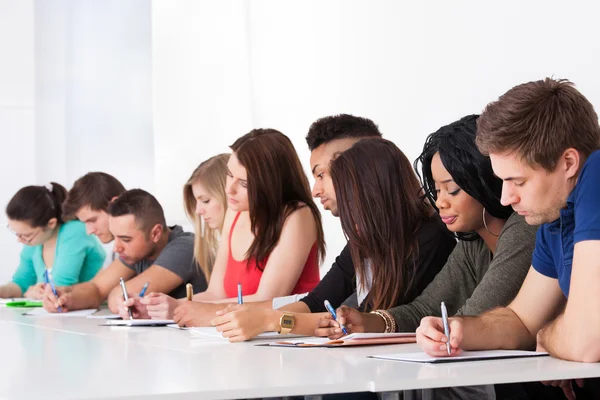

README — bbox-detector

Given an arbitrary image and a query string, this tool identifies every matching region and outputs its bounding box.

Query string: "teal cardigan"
[12,220,105,293]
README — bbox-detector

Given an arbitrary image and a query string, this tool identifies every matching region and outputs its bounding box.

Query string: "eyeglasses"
[6,224,42,244]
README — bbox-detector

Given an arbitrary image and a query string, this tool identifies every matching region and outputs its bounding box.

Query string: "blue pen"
[441,301,451,355]
[139,282,149,297]
[44,270,62,313]
[237,283,243,305]
[324,300,348,335]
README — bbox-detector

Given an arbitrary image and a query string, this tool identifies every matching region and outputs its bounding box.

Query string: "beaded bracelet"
[370,310,397,333]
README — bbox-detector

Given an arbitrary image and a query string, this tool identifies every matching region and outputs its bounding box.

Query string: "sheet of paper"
[370,350,549,363]
[189,327,307,341]
[167,324,190,330]
[105,319,175,326]
[0,298,29,304]
[87,311,121,319]
[24,308,98,317]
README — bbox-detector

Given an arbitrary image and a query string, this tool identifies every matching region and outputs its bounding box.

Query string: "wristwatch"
[279,312,295,334]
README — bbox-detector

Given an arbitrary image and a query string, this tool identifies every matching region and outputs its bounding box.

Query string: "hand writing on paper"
[118,295,149,319]
[141,292,182,320]
[24,283,45,300]
[42,284,71,313]
[416,316,462,357]
[211,304,277,342]
[314,306,363,339]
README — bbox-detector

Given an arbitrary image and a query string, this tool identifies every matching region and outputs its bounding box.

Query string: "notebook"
[369,350,549,363]
[264,332,416,347]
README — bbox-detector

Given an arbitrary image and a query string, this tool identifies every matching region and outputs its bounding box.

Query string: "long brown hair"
[183,153,230,280]
[330,138,434,310]
[230,129,325,269]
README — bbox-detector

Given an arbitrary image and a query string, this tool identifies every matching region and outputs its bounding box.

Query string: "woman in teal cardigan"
[1,182,105,299]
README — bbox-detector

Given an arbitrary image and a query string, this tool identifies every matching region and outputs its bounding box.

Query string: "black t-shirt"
[300,215,456,312]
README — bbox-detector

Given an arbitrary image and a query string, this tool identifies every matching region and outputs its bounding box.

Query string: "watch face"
[281,316,294,328]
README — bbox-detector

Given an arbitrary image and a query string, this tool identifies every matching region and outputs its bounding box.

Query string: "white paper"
[0,298,29,304]
[24,308,98,317]
[167,324,190,330]
[105,319,175,326]
[189,327,307,341]
[87,312,121,319]
[341,332,415,340]
[370,350,549,363]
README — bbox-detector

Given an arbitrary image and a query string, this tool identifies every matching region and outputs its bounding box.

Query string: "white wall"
[0,0,35,284]
[2,0,600,283]
[0,0,153,284]
[35,0,154,190]
[152,1,254,225]
[152,0,600,273]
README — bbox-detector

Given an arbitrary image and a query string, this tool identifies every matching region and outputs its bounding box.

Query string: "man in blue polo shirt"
[415,78,600,398]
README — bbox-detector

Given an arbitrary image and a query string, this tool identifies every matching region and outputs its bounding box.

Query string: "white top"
[2,307,600,399]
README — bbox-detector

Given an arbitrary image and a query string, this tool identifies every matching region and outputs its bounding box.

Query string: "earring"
[483,208,500,237]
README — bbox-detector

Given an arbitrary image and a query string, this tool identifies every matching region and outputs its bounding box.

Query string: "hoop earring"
[483,208,500,237]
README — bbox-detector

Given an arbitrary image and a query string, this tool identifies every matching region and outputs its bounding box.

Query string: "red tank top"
[223,212,320,298]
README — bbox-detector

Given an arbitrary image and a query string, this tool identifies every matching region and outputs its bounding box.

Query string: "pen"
[441,301,451,355]
[44,270,62,313]
[119,277,134,320]
[139,282,149,297]
[324,300,348,335]
[237,283,243,305]
[186,283,193,301]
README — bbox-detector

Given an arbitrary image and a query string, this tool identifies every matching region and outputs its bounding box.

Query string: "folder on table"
[264,332,416,348]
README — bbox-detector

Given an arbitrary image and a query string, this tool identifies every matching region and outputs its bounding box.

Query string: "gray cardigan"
[389,212,538,330]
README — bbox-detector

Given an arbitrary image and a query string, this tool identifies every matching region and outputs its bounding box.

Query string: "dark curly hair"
[305,114,382,151]
[414,114,513,241]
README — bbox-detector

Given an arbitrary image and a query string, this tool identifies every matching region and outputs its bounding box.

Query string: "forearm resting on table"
[363,312,387,332]
[266,310,329,335]
[0,283,22,298]
[539,310,600,362]
[460,307,536,350]
[69,282,104,310]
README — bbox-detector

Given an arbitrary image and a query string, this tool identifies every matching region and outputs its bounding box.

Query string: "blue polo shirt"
[532,150,600,298]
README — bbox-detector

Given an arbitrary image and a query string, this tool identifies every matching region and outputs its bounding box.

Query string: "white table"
[2,307,600,399]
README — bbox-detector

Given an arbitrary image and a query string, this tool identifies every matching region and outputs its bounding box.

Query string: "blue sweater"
[12,220,105,293]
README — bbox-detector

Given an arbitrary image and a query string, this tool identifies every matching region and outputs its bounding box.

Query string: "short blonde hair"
[183,153,230,280]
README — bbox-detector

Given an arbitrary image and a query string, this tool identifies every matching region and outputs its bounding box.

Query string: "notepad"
[264,332,416,347]
[189,327,306,341]
[369,350,549,363]
[24,308,98,317]
[104,319,175,326]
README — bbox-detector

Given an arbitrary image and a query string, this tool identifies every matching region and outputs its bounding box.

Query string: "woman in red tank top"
[167,129,326,326]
